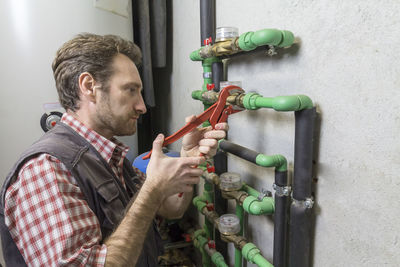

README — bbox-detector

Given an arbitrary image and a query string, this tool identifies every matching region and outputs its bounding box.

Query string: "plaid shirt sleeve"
[4,154,107,267]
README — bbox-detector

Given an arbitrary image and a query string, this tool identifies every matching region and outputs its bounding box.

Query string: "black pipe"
[200,0,227,259]
[212,61,224,91]
[289,201,312,267]
[200,0,215,45]
[292,108,316,200]
[289,107,316,267]
[273,170,289,267]
[219,140,259,164]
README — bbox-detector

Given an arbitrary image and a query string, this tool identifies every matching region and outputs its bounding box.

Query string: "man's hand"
[181,115,229,158]
[146,134,205,199]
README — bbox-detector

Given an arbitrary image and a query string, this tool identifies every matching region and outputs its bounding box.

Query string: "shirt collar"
[61,113,129,164]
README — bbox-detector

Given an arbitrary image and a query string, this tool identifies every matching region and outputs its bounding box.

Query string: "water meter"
[219,172,242,192]
[216,27,239,42]
[219,214,241,235]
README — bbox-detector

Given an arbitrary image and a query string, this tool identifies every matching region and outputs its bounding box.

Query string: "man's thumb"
[151,134,164,156]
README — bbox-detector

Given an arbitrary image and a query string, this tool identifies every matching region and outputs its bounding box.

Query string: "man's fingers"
[203,129,226,139]
[185,115,197,123]
[214,122,229,131]
[151,134,164,157]
[198,139,218,148]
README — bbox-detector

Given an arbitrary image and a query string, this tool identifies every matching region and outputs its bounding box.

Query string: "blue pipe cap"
[133,149,180,174]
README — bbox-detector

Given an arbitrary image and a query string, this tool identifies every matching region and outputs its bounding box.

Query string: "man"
[0,34,227,266]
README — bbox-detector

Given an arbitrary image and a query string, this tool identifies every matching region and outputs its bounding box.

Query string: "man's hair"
[52,33,142,111]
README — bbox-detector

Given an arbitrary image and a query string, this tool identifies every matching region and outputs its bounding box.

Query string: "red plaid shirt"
[4,114,145,266]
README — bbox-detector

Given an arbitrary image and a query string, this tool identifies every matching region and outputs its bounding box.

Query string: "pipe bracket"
[273,183,291,197]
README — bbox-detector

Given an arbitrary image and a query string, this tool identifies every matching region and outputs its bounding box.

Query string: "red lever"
[206,163,215,173]
[206,83,215,91]
[208,240,216,249]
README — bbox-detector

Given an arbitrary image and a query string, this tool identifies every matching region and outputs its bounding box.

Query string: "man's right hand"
[145,134,205,199]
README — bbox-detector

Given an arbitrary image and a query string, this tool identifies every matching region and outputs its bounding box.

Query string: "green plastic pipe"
[195,232,229,267]
[243,93,313,111]
[242,183,262,198]
[193,195,207,212]
[204,182,214,239]
[256,154,288,172]
[235,204,244,267]
[243,195,275,215]
[238,29,294,51]
[242,243,274,267]
[194,230,212,267]
[211,252,229,267]
[190,48,203,61]
[192,90,203,101]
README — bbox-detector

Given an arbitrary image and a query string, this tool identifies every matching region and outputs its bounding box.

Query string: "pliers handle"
[142,85,244,159]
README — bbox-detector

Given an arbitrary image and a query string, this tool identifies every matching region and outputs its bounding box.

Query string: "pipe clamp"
[273,183,291,197]
[203,72,212,79]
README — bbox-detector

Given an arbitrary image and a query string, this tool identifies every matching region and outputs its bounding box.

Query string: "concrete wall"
[167,1,400,266]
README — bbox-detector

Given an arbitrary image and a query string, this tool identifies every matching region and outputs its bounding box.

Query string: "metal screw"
[304,198,314,209]
[266,45,277,57]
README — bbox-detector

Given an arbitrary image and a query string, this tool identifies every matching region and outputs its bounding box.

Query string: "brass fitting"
[199,38,241,58]
[202,171,220,185]
[221,190,248,203]
[220,233,248,249]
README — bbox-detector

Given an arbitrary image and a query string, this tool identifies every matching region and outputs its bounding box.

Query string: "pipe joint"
[256,154,288,172]
[242,243,260,263]
[243,195,275,215]
[242,92,261,110]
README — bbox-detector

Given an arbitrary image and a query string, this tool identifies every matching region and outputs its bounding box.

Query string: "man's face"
[95,53,146,137]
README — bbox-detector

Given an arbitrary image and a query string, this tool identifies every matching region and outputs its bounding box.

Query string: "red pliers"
[142,85,244,160]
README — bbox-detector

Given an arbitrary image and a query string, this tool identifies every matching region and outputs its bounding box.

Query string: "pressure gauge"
[219,172,242,192]
[219,214,241,235]
[216,27,239,42]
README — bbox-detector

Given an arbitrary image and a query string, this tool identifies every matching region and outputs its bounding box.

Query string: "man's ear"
[78,72,97,102]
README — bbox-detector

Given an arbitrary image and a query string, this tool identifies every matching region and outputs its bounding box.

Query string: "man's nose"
[136,94,147,114]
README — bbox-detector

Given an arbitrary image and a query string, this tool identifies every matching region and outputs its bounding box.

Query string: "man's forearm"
[104,183,161,266]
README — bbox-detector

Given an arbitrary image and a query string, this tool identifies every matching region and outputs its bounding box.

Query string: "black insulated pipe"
[212,61,224,91]
[200,0,227,259]
[273,170,289,267]
[218,140,259,164]
[200,0,215,45]
[292,108,316,201]
[289,107,316,267]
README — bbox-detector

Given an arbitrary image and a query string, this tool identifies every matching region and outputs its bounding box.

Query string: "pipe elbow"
[243,195,275,215]
[193,196,207,212]
[256,154,287,172]
[273,95,313,111]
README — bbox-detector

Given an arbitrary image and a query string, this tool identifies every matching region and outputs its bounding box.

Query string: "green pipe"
[190,48,203,61]
[242,243,274,267]
[243,93,313,111]
[243,195,275,215]
[192,89,203,101]
[238,29,294,51]
[211,252,229,267]
[204,182,214,239]
[256,154,287,172]
[193,195,207,212]
[235,204,244,267]
[242,183,261,198]
[195,230,228,267]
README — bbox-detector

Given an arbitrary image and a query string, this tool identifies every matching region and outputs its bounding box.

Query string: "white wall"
[0,0,135,264]
[169,1,400,266]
